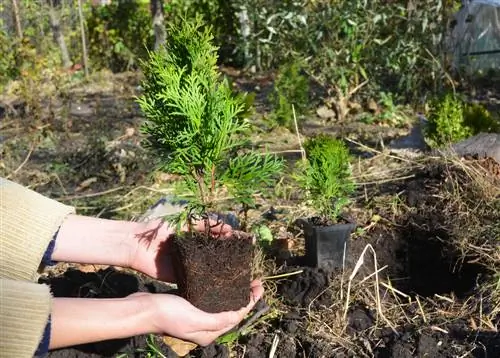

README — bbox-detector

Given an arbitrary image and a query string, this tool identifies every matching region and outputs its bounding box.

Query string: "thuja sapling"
[295,134,357,270]
[136,16,283,313]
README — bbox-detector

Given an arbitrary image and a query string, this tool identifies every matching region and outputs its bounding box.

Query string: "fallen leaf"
[75,177,97,192]
[163,336,197,357]
[316,105,336,119]
[125,127,135,137]
[366,98,379,113]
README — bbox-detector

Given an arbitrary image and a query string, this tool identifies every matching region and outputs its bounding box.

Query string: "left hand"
[128,217,233,282]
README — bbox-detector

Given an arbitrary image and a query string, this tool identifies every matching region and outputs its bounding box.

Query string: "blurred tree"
[48,0,71,68]
[150,0,166,50]
[11,0,22,38]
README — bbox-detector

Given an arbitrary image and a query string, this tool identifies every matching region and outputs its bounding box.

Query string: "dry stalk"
[6,140,37,179]
[292,104,306,162]
[262,270,304,281]
[415,296,428,324]
[343,244,396,333]
[268,334,280,358]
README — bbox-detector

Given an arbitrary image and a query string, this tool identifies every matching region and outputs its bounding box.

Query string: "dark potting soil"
[39,267,179,358]
[172,232,254,313]
[277,267,333,308]
[304,214,354,227]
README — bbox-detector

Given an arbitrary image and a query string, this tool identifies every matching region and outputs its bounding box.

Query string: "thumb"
[210,279,265,332]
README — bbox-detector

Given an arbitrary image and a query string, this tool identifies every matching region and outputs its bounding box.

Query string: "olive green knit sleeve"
[0,278,52,358]
[0,177,75,281]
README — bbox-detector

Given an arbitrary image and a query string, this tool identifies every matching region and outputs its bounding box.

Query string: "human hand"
[128,216,234,282]
[49,279,264,350]
[136,279,264,346]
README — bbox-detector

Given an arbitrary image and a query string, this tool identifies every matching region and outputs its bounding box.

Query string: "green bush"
[296,134,356,220]
[0,30,18,89]
[425,94,499,147]
[192,0,455,104]
[424,94,472,147]
[463,102,500,134]
[269,60,310,128]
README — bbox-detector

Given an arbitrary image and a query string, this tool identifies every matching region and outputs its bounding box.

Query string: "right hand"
[135,279,264,346]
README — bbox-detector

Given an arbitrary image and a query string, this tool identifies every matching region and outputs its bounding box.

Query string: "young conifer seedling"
[136,16,283,313]
[295,134,356,269]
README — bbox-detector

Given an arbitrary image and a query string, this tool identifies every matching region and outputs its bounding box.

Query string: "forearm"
[49,294,155,349]
[51,214,137,268]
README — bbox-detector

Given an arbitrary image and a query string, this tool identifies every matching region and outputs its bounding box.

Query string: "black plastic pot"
[298,219,356,270]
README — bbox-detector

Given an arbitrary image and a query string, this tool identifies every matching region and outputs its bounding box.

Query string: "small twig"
[57,186,125,201]
[257,149,305,156]
[262,269,303,281]
[0,120,15,130]
[292,104,306,162]
[344,137,421,165]
[236,301,270,334]
[380,281,410,300]
[416,296,428,324]
[6,141,37,179]
[430,326,449,334]
[434,294,454,304]
[355,174,416,186]
[268,334,280,358]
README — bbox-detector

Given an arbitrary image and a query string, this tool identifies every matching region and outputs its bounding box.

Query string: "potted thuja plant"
[295,134,357,270]
[137,17,283,313]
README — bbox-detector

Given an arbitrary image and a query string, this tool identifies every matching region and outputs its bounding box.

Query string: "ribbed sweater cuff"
[0,178,75,281]
[0,279,52,358]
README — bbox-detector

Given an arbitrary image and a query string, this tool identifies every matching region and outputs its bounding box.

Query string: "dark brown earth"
[40,267,178,358]
[172,231,255,313]
[3,72,498,358]
[241,266,500,358]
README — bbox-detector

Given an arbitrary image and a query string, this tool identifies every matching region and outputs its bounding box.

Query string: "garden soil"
[2,71,498,357]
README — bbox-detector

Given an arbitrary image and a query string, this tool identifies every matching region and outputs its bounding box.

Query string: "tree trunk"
[150,0,166,50]
[11,0,22,38]
[48,0,72,68]
[77,0,89,78]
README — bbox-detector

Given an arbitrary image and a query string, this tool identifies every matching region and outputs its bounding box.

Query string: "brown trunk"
[150,0,166,50]
[77,0,89,78]
[11,0,22,38]
[48,0,71,68]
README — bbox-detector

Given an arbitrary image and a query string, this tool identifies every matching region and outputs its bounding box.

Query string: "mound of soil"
[277,267,332,308]
[172,232,254,313]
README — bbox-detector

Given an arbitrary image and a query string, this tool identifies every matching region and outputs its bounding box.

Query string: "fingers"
[208,279,265,333]
[191,218,233,237]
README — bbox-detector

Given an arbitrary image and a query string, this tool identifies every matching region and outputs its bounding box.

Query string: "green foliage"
[86,1,153,72]
[171,0,455,104]
[0,30,18,89]
[463,102,500,133]
[137,16,284,222]
[425,94,472,147]
[424,94,499,147]
[269,60,310,128]
[359,92,411,128]
[166,0,240,64]
[296,134,356,220]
